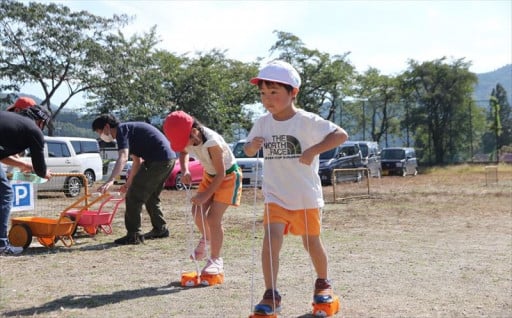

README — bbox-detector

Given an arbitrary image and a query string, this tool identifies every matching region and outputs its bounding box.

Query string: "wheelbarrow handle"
[90,191,123,197]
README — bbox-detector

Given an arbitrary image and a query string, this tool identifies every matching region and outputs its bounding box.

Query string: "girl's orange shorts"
[198,167,242,206]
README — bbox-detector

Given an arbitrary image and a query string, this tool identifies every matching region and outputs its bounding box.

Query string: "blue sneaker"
[254,289,281,315]
[314,278,334,304]
[0,243,23,255]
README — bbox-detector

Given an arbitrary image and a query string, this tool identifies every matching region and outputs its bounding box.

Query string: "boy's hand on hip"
[299,148,315,165]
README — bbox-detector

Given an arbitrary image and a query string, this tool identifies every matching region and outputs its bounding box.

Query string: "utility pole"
[362,100,366,140]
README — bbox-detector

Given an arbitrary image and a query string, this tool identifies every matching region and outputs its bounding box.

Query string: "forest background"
[1,0,511,166]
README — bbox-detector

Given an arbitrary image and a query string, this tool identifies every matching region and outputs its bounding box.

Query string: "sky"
[21,0,512,107]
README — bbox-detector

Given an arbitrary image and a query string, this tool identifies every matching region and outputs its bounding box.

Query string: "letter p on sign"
[11,182,34,212]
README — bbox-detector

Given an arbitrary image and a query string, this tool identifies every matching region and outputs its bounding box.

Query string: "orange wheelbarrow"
[8,192,111,249]
[64,193,125,236]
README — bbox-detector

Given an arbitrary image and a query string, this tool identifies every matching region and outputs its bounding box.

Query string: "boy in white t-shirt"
[244,60,348,316]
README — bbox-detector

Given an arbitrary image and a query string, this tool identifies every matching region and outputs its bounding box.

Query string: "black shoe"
[114,233,144,245]
[143,227,169,240]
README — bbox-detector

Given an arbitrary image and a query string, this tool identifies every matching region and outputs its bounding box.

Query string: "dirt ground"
[0,165,511,318]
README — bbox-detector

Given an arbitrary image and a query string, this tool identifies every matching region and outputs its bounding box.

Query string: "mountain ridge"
[474,64,512,103]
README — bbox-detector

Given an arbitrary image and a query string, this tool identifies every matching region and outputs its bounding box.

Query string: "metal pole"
[339,100,343,127]
[362,101,366,140]
[469,102,473,160]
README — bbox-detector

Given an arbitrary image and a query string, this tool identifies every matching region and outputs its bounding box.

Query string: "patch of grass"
[1,166,511,317]
[423,163,512,174]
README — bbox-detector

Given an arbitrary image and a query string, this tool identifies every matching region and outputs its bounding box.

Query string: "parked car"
[232,139,263,188]
[499,152,512,163]
[380,147,418,176]
[318,141,364,185]
[107,157,204,190]
[164,157,204,190]
[106,160,132,184]
[22,136,103,197]
[355,141,382,177]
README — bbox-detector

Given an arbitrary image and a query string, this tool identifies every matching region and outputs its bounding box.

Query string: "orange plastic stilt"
[199,272,224,286]
[312,295,340,317]
[180,271,201,287]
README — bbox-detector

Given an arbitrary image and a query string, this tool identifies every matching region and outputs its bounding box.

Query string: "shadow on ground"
[2,283,183,317]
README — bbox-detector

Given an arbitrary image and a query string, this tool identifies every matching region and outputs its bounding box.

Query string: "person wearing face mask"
[0,105,52,255]
[91,114,177,245]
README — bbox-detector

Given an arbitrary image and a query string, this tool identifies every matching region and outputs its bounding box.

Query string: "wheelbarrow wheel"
[37,236,56,248]
[8,223,32,249]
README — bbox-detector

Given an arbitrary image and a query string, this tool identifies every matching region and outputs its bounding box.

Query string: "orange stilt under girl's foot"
[199,272,224,286]
[180,271,201,287]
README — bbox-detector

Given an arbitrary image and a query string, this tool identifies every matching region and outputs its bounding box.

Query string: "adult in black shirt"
[0,107,51,255]
[92,114,176,245]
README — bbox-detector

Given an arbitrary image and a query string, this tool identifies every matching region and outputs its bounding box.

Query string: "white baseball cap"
[250,60,301,89]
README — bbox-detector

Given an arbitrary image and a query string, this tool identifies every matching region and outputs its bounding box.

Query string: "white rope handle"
[304,165,330,293]
[250,145,266,311]
[250,147,259,310]
[184,186,201,275]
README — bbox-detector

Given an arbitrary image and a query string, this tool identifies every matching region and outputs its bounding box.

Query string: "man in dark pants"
[0,106,52,255]
[92,114,176,245]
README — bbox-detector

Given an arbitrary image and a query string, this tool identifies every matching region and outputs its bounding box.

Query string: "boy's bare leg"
[303,235,328,278]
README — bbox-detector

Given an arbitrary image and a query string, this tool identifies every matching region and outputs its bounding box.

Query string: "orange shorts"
[263,202,322,235]
[198,167,242,206]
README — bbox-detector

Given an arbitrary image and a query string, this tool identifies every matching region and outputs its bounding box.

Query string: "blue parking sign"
[11,182,34,212]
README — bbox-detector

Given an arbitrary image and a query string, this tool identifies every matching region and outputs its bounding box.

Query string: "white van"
[23,137,103,197]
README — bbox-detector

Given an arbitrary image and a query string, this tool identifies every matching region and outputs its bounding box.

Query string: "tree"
[492,84,512,150]
[269,31,355,120]
[355,68,402,144]
[481,83,512,159]
[163,50,259,139]
[489,96,502,160]
[401,57,478,164]
[0,0,129,134]
[85,27,172,120]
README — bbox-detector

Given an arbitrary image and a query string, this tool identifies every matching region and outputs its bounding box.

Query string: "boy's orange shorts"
[263,202,322,235]
[198,166,242,206]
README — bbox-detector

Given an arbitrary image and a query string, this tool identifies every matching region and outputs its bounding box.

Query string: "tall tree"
[164,50,259,138]
[481,83,512,158]
[402,57,478,164]
[86,27,171,120]
[0,0,129,134]
[269,31,355,120]
[492,84,512,150]
[355,68,402,144]
[489,96,502,160]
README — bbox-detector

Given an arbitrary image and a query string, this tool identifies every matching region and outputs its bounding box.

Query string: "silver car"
[232,140,263,188]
